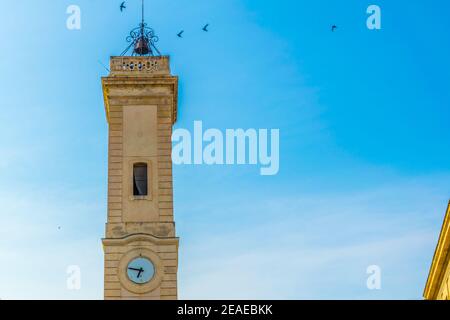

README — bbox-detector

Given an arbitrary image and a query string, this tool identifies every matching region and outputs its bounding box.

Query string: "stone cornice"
[102,233,179,247]
[101,56,178,125]
[424,201,450,299]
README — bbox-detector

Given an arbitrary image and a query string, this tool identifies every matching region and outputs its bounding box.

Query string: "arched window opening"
[133,163,148,196]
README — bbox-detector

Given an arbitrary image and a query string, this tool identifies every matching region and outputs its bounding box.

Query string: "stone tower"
[101,55,179,300]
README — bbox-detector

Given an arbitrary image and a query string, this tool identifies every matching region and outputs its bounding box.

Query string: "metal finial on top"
[121,0,161,56]
[141,0,145,25]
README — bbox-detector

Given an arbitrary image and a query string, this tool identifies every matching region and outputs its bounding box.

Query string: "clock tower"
[101,6,179,300]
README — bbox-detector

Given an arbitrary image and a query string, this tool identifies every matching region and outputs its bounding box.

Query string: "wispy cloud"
[0,186,104,300]
[178,175,449,299]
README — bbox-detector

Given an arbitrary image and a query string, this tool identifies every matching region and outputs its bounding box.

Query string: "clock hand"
[137,268,144,278]
[128,267,141,272]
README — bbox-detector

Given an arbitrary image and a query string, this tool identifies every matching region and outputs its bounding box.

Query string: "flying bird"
[120,2,126,12]
[331,25,338,32]
[177,30,184,38]
[202,24,209,32]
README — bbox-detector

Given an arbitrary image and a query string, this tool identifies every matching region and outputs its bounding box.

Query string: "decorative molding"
[101,75,178,124]
[110,56,170,75]
[102,233,179,247]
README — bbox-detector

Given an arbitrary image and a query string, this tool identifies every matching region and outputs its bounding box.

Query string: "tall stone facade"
[101,56,179,300]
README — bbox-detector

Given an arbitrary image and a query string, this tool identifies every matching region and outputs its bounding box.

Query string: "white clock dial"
[126,257,155,284]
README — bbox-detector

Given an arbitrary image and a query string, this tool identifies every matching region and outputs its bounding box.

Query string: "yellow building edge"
[424,201,450,300]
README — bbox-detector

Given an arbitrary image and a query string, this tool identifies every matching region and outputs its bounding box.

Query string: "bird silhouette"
[120,1,126,12]
[202,24,209,32]
[331,25,338,32]
[177,30,184,38]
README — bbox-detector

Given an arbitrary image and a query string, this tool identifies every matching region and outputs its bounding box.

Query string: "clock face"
[126,257,155,284]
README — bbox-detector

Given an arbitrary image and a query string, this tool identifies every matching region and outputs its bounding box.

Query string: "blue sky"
[0,0,449,299]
